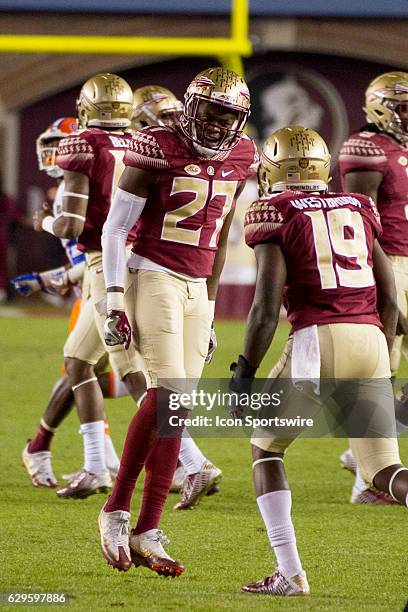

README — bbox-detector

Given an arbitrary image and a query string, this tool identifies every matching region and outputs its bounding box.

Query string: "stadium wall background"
[1,12,406,316]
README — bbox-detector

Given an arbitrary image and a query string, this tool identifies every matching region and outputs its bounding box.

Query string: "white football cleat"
[129,529,184,577]
[169,465,186,493]
[22,443,57,488]
[242,570,310,596]
[174,462,222,509]
[98,506,132,571]
[61,465,118,482]
[340,449,357,474]
[56,468,111,498]
[350,486,399,505]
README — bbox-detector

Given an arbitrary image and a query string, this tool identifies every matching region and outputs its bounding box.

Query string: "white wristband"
[42,215,56,236]
[107,291,125,313]
[208,300,216,320]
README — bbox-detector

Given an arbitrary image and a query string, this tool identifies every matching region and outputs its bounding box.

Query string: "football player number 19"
[305,209,374,289]
[161,177,237,247]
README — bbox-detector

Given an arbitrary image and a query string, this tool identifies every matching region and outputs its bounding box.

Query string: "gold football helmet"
[259,126,331,194]
[132,85,183,131]
[36,117,78,178]
[181,67,250,150]
[364,71,408,142]
[77,73,133,129]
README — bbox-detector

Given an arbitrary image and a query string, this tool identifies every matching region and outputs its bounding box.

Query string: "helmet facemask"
[180,67,251,153]
[36,118,78,178]
[182,96,248,151]
[131,85,183,131]
[364,72,408,143]
[37,140,63,178]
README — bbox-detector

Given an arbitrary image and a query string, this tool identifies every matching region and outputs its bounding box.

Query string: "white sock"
[257,490,303,579]
[109,371,129,398]
[103,421,120,472]
[179,432,207,475]
[80,420,106,474]
[353,468,368,494]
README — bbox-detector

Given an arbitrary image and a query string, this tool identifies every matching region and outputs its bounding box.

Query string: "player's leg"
[342,259,408,487]
[22,375,73,488]
[59,255,143,498]
[91,257,147,480]
[100,271,185,574]
[56,288,111,498]
[90,250,147,406]
[175,282,221,509]
[242,443,309,596]
[241,338,310,596]
[351,436,408,506]
[331,323,404,504]
[22,298,84,488]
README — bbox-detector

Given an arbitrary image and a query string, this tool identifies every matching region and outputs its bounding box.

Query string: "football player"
[33,74,147,498]
[18,117,129,488]
[338,71,408,502]
[98,67,258,575]
[230,125,408,596]
[131,84,183,131]
[132,83,222,507]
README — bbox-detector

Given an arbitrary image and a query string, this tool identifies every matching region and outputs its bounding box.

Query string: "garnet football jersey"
[244,191,382,331]
[339,129,408,256]
[123,125,259,277]
[57,129,135,251]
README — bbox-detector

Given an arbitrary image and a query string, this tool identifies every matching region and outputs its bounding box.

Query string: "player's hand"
[228,355,258,419]
[396,310,408,336]
[39,267,70,295]
[42,201,53,215]
[205,324,217,364]
[10,273,42,296]
[104,310,131,350]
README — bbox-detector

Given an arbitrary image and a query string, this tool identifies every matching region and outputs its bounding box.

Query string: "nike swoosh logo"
[221,170,234,177]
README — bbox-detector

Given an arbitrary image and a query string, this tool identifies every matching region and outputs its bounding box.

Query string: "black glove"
[229,355,258,419]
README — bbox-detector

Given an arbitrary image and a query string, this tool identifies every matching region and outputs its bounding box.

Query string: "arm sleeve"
[101,187,146,289]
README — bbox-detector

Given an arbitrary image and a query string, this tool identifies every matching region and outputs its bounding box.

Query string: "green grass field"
[0,312,407,611]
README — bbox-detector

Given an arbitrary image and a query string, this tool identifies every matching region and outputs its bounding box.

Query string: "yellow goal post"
[0,0,251,75]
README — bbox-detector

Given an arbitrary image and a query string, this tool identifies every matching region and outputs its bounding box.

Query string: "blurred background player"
[132,83,222,506]
[131,84,183,130]
[231,125,408,596]
[98,67,258,575]
[15,117,128,488]
[32,75,147,498]
[339,71,408,503]
[0,172,23,303]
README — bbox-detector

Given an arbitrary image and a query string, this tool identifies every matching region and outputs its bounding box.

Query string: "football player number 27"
[305,209,374,289]
[161,177,237,247]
